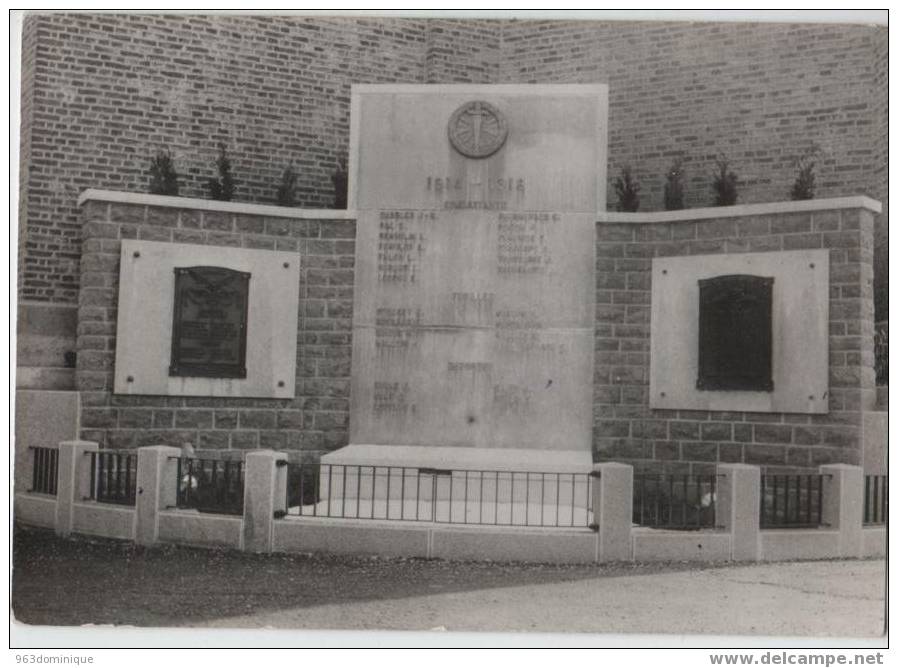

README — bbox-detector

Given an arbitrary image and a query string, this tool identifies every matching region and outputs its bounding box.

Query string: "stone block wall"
[593,203,876,474]
[76,195,355,463]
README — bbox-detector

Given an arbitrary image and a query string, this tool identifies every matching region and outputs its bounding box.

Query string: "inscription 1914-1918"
[169,266,250,379]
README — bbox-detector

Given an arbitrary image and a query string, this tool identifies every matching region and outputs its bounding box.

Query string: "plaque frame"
[169,265,251,379]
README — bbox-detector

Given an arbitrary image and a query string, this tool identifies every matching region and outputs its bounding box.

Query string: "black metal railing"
[863,475,888,525]
[88,450,137,506]
[760,474,826,529]
[874,322,887,386]
[632,473,718,529]
[286,463,594,528]
[175,457,244,516]
[29,446,58,496]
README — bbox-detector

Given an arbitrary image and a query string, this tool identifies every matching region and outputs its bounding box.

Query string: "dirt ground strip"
[11,524,886,637]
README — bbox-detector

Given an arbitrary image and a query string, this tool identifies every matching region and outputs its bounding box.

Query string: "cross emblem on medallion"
[448,100,509,159]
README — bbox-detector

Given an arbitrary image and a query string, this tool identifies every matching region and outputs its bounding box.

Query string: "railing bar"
[784,475,790,525]
[666,475,672,526]
[865,475,871,523]
[176,457,183,506]
[694,475,700,528]
[772,475,779,526]
[569,473,575,527]
[106,453,113,505]
[448,469,453,524]
[355,465,361,519]
[495,471,499,525]
[760,475,767,527]
[310,464,318,517]
[416,469,421,521]
[816,474,823,526]
[124,455,131,502]
[51,450,57,494]
[510,472,515,525]
[371,466,377,519]
[189,458,196,507]
[464,470,469,525]
[524,472,530,526]
[297,463,304,517]
[555,472,561,527]
[327,464,334,517]
[803,474,810,526]
[431,470,437,523]
[31,448,39,493]
[540,473,545,527]
[872,476,879,524]
[89,452,97,500]
[401,467,407,521]
[385,467,391,521]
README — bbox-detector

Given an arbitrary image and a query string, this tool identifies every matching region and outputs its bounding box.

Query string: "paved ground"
[12,524,886,638]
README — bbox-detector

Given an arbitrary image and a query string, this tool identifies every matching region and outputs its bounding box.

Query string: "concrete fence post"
[820,463,864,558]
[243,450,288,553]
[591,462,633,562]
[716,463,761,561]
[135,445,182,546]
[55,440,100,537]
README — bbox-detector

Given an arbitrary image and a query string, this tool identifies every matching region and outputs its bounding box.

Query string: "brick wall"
[871,28,888,319]
[76,198,355,463]
[424,19,501,83]
[501,19,886,320]
[19,15,886,317]
[593,205,875,475]
[19,13,429,305]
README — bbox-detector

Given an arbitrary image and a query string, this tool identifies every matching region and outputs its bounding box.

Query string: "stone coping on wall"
[77,189,357,220]
[80,189,880,225]
[597,196,881,224]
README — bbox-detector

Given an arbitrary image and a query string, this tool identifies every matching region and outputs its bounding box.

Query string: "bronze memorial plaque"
[169,266,250,378]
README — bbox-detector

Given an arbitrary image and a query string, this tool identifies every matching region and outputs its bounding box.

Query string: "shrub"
[148,149,180,196]
[276,161,298,207]
[206,144,236,201]
[711,156,738,206]
[332,160,348,209]
[612,166,640,212]
[663,158,685,210]
[790,156,816,200]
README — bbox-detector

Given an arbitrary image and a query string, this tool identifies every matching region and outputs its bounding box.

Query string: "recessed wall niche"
[649,249,829,414]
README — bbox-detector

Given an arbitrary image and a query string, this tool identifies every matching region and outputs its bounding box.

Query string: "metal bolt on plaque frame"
[169,266,250,378]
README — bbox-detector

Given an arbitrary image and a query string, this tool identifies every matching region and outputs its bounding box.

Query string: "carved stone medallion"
[447,100,508,159]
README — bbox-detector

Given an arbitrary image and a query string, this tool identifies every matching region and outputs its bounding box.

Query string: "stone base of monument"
[313,444,594,522]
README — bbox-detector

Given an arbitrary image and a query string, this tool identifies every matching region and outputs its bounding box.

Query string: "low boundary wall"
[12,441,885,564]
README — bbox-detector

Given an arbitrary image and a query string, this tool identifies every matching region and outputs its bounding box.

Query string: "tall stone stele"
[324,84,608,478]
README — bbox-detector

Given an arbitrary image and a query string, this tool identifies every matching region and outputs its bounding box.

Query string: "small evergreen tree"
[663,158,685,210]
[613,166,640,212]
[790,156,816,200]
[206,144,235,201]
[148,149,180,196]
[332,159,348,209]
[276,161,298,207]
[711,155,738,206]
